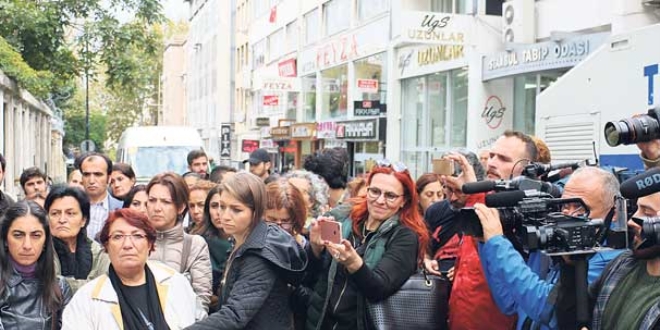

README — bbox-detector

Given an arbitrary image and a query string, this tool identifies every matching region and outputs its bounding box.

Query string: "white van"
[116,126,204,183]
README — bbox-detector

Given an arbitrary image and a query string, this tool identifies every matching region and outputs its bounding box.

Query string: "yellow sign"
[417,45,464,66]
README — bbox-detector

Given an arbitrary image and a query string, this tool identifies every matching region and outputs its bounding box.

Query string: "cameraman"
[475,166,623,329]
[555,193,660,329]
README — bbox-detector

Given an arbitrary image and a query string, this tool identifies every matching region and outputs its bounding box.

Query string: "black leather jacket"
[0,269,72,330]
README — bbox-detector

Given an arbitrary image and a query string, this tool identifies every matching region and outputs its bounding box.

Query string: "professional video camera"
[604,107,660,146]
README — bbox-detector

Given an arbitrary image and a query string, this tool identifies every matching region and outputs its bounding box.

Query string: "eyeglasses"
[109,233,148,243]
[376,159,409,173]
[367,186,403,203]
[264,217,294,230]
[561,202,587,217]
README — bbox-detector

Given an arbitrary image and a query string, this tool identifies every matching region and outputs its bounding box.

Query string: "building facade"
[160,35,188,126]
[185,0,234,162]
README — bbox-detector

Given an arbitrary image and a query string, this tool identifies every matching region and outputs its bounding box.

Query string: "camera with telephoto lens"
[604,107,660,147]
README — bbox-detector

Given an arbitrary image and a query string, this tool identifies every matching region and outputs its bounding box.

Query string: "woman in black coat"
[186,172,307,330]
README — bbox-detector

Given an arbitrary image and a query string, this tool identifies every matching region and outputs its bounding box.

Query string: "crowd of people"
[0,131,660,329]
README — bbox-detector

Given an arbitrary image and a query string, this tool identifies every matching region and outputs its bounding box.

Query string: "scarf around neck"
[53,231,93,279]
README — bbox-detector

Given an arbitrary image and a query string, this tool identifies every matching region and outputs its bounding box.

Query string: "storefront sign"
[242,140,260,153]
[256,117,271,127]
[482,32,608,81]
[291,123,317,140]
[260,139,277,149]
[400,11,472,45]
[417,45,464,66]
[317,121,337,139]
[270,126,291,140]
[482,95,506,129]
[280,141,297,153]
[263,95,279,106]
[335,118,385,141]
[353,100,383,117]
[220,124,231,159]
[357,79,379,93]
[298,16,390,75]
[397,44,467,79]
[278,58,297,77]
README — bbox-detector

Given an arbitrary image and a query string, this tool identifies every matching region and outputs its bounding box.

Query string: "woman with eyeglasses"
[62,208,201,329]
[0,201,72,330]
[186,172,307,330]
[305,161,430,330]
[45,185,111,293]
[265,180,308,246]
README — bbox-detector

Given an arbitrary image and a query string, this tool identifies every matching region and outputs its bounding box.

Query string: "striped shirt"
[87,194,110,242]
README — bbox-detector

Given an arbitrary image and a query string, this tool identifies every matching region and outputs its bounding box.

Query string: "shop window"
[400,67,468,178]
[304,9,319,45]
[324,0,350,37]
[354,52,388,103]
[320,65,349,120]
[513,74,559,135]
[303,75,317,122]
[357,0,390,22]
[286,92,298,121]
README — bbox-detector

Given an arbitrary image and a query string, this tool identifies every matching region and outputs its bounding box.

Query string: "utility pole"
[84,27,90,142]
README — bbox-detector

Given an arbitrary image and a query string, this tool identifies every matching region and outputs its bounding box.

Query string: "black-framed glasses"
[376,159,409,173]
[367,186,403,203]
[264,217,294,230]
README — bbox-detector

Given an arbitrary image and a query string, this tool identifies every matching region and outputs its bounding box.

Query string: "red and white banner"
[357,79,379,93]
[278,58,297,77]
[263,95,279,106]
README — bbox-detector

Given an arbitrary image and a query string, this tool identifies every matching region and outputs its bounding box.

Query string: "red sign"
[482,95,506,129]
[242,140,260,153]
[357,79,379,93]
[279,141,297,153]
[263,95,279,106]
[269,6,277,23]
[278,58,297,77]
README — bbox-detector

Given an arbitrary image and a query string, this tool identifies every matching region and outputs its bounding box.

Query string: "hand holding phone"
[433,158,455,176]
[319,219,342,244]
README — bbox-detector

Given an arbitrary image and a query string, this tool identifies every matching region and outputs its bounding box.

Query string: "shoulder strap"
[180,233,193,273]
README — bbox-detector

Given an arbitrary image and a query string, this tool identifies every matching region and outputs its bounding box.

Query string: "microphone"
[620,167,660,199]
[462,180,497,194]
[485,191,526,208]
[522,161,581,178]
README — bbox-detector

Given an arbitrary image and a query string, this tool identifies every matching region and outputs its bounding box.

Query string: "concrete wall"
[161,36,187,126]
[0,69,63,197]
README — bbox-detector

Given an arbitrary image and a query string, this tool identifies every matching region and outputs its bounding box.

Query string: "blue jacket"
[479,235,623,330]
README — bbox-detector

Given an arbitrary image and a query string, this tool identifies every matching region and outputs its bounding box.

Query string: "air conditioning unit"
[502,0,535,44]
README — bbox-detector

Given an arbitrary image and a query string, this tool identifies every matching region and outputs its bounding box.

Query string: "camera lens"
[642,217,660,246]
[604,115,660,147]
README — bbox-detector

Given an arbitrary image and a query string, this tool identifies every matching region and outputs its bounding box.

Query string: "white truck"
[536,23,660,172]
[116,126,205,183]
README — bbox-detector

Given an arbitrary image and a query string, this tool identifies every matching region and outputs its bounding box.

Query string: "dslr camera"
[604,107,660,146]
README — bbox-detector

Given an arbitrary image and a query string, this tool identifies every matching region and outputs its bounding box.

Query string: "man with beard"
[476,166,623,330]
[554,190,660,330]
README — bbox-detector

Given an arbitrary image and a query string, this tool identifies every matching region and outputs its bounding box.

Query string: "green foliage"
[0,36,53,98]
[62,89,107,153]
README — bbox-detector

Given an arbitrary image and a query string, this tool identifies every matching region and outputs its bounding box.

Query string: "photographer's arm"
[475,204,557,323]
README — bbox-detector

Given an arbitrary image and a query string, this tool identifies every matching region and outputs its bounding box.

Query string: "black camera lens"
[642,217,660,245]
[604,114,660,147]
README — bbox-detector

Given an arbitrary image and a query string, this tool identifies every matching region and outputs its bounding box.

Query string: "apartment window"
[286,21,298,53]
[431,0,471,14]
[252,39,266,69]
[253,0,269,18]
[324,0,350,36]
[357,0,390,21]
[268,29,285,62]
[304,9,319,45]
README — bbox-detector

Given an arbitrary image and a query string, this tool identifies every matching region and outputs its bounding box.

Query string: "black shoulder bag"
[367,227,450,330]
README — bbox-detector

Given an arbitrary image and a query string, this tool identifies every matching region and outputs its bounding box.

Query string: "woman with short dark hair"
[0,201,72,329]
[45,184,111,293]
[62,208,201,329]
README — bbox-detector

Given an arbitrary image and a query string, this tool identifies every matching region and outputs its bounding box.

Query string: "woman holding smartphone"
[186,172,307,330]
[305,160,430,330]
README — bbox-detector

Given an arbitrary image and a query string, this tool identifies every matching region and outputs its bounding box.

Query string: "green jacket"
[54,239,111,293]
[305,206,401,330]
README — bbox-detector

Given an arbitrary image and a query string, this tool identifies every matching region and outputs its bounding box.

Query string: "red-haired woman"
[304,160,430,330]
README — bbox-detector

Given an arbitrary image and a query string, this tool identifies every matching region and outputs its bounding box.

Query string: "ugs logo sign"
[482,95,506,129]
[636,174,660,190]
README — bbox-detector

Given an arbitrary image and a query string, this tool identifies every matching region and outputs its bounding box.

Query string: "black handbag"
[367,269,450,330]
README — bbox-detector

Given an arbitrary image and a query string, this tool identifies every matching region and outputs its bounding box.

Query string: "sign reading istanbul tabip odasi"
[482,32,609,81]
